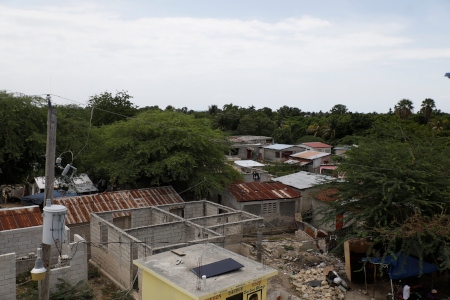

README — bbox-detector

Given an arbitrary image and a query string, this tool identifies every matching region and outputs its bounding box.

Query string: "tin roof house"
[212,181,301,231]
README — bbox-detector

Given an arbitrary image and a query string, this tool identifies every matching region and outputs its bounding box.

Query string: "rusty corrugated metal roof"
[229,182,301,202]
[53,186,184,225]
[0,206,42,231]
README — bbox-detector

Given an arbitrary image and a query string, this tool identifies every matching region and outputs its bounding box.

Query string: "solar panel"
[191,258,244,278]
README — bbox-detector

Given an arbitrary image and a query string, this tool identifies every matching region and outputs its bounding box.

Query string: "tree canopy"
[86,91,138,126]
[321,118,450,270]
[86,110,241,198]
[0,92,47,184]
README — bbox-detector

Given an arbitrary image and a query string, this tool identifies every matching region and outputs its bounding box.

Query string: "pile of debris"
[291,266,347,299]
[244,238,349,299]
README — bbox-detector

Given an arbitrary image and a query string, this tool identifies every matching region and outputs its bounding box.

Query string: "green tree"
[272,125,293,144]
[330,104,348,115]
[420,98,436,123]
[394,99,414,120]
[321,119,450,270]
[0,91,47,184]
[87,110,241,198]
[87,91,137,126]
[236,114,276,136]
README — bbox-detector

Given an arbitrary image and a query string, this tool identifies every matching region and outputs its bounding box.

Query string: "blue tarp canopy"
[364,253,438,279]
[445,72,450,78]
[21,191,67,206]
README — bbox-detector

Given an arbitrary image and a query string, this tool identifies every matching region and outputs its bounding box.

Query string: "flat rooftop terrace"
[134,243,277,299]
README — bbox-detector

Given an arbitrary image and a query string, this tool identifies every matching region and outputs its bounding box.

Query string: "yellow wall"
[142,271,194,300]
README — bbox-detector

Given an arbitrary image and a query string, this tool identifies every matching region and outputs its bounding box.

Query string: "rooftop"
[0,206,42,231]
[134,243,277,299]
[263,143,294,150]
[272,171,334,190]
[300,142,332,148]
[230,135,272,144]
[234,160,265,168]
[290,150,330,160]
[229,181,301,202]
[53,186,183,225]
[35,173,98,194]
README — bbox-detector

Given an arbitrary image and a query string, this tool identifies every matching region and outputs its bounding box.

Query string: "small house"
[134,243,277,300]
[289,151,331,173]
[262,144,305,162]
[234,160,269,182]
[228,135,273,160]
[215,181,301,230]
[298,142,333,153]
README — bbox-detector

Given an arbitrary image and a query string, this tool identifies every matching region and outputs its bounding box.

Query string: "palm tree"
[394,99,414,120]
[322,119,338,140]
[429,117,448,131]
[420,98,436,123]
[306,123,323,137]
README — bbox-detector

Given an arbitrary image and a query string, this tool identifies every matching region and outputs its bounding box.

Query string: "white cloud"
[0,4,449,111]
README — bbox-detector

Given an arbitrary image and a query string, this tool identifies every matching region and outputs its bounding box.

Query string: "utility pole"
[39,95,57,300]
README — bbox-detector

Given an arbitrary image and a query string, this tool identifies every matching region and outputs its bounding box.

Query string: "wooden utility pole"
[39,95,57,300]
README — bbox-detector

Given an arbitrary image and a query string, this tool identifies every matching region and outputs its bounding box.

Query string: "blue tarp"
[364,253,438,279]
[21,191,67,206]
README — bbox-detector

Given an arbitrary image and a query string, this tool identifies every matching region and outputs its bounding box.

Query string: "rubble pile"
[245,238,348,299]
[290,266,346,300]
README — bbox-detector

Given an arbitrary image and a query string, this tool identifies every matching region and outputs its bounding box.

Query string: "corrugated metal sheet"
[229,182,301,202]
[273,171,334,190]
[234,160,265,168]
[0,206,42,231]
[290,151,330,160]
[300,142,332,148]
[53,186,184,225]
[263,144,294,150]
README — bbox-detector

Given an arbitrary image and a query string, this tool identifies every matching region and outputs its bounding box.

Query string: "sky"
[1,0,450,113]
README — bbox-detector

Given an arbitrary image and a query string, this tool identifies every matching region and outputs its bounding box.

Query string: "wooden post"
[38,243,52,300]
[39,95,57,300]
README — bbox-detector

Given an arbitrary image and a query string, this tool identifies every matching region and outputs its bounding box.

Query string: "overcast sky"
[1,0,450,113]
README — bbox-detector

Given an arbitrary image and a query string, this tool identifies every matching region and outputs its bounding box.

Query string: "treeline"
[1,90,449,193]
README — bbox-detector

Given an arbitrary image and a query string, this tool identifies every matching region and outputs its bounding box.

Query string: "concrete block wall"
[0,226,42,256]
[49,234,88,291]
[126,222,187,248]
[189,212,241,227]
[1,225,69,266]
[90,213,143,289]
[0,253,16,300]
[184,202,204,219]
[130,207,153,228]
[205,202,219,216]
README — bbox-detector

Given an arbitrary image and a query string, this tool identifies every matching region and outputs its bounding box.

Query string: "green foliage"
[50,279,94,300]
[321,118,450,270]
[86,110,241,198]
[16,272,38,300]
[87,263,101,280]
[236,113,276,136]
[282,244,295,251]
[0,91,47,183]
[394,99,414,120]
[263,163,304,177]
[87,91,138,126]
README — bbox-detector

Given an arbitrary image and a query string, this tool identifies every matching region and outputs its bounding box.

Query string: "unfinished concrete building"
[90,200,263,290]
